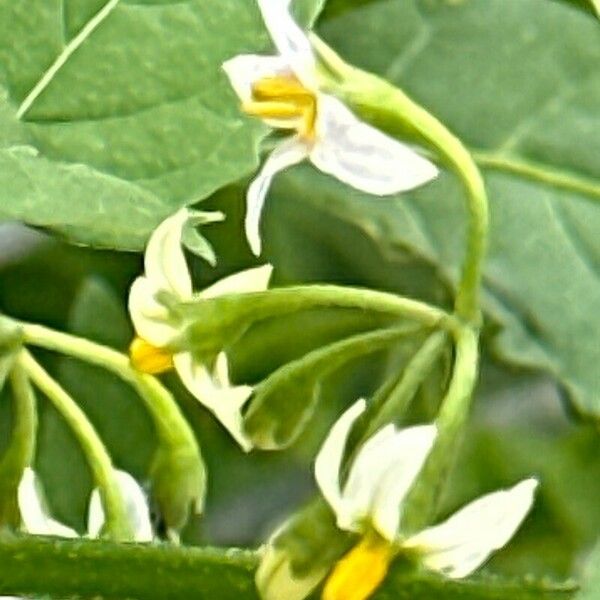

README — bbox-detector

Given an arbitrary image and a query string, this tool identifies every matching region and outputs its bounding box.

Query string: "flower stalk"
[18,350,132,541]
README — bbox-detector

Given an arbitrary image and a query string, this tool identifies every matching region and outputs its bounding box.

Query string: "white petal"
[404,479,538,579]
[256,0,317,88]
[246,138,308,255]
[128,276,178,346]
[222,54,293,104]
[174,352,253,452]
[144,209,192,299]
[200,264,273,300]
[370,425,437,541]
[17,468,78,538]
[310,94,439,195]
[314,399,366,522]
[87,470,153,542]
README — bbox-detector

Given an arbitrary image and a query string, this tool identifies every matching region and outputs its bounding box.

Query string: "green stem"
[0,362,38,527]
[361,330,449,440]
[315,40,489,324]
[400,325,479,533]
[18,350,132,541]
[18,322,197,453]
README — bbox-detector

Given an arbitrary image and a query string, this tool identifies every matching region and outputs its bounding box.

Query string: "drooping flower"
[314,400,538,600]
[223,0,439,255]
[17,467,153,542]
[128,208,273,450]
[257,400,538,600]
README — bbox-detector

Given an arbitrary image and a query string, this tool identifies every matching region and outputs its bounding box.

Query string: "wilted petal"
[246,137,308,255]
[128,276,177,347]
[222,54,292,104]
[404,479,538,579]
[144,209,192,299]
[314,399,366,520]
[370,425,437,541]
[18,468,78,538]
[310,94,438,195]
[256,0,317,88]
[87,470,153,542]
[200,264,273,300]
[173,352,253,451]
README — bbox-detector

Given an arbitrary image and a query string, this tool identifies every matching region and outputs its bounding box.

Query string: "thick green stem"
[18,350,132,541]
[314,40,489,324]
[0,534,258,600]
[400,326,479,533]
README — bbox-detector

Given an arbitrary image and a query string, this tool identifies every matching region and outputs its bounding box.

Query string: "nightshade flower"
[223,0,439,255]
[17,467,153,542]
[257,401,538,600]
[128,209,273,450]
[314,400,538,600]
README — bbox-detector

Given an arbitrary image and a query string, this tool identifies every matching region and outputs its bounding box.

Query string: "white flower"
[314,400,538,600]
[223,0,439,255]
[17,467,153,542]
[128,208,273,449]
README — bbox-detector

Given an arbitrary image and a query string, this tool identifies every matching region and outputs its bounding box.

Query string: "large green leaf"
[0,0,324,249]
[259,0,600,419]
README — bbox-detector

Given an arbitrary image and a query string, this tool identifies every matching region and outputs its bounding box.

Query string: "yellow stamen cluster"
[243,75,317,139]
[129,337,174,375]
[322,533,394,600]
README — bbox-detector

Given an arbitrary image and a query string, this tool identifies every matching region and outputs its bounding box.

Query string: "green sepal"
[181,210,225,267]
[149,443,207,535]
[244,326,418,450]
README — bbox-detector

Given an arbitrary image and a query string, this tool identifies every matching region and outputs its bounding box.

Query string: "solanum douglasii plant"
[0,0,598,599]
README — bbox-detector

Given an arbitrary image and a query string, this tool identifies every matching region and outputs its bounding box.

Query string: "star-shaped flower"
[316,400,538,600]
[223,0,438,255]
[128,209,272,450]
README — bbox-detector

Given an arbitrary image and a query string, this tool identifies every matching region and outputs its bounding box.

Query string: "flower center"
[242,75,317,139]
[322,533,393,600]
[129,336,174,374]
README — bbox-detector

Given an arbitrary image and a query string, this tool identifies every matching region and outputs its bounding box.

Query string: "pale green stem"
[18,322,197,452]
[18,350,132,541]
[400,325,479,533]
[0,362,38,527]
[314,39,489,324]
[362,330,448,440]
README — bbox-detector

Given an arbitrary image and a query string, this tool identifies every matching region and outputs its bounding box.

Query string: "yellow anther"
[129,337,174,374]
[322,533,393,600]
[243,75,317,139]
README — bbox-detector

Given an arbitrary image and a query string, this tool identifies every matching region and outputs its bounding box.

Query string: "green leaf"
[0,0,324,250]
[262,0,600,419]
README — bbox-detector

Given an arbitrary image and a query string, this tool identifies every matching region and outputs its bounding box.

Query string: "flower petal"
[370,425,437,541]
[144,209,192,299]
[87,470,153,542]
[173,352,253,451]
[314,399,367,521]
[128,276,178,347]
[404,478,538,579]
[310,94,439,195]
[200,264,273,299]
[256,0,317,88]
[17,468,78,538]
[246,137,308,255]
[222,54,293,104]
